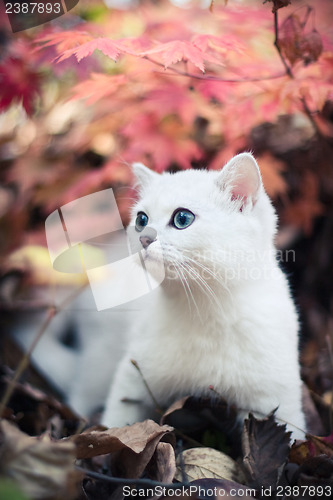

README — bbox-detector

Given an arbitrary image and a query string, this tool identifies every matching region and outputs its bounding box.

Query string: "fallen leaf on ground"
[161,396,238,433]
[69,420,173,459]
[289,433,333,464]
[0,420,79,500]
[242,412,291,490]
[148,441,176,484]
[0,366,82,437]
[68,419,174,478]
[174,447,246,483]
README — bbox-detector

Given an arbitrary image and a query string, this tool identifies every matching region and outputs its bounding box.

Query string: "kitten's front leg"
[102,355,153,428]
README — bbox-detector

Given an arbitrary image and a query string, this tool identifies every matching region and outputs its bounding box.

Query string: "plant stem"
[273,11,293,78]
[131,359,163,413]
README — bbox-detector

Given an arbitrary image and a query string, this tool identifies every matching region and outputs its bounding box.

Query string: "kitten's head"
[127,153,277,291]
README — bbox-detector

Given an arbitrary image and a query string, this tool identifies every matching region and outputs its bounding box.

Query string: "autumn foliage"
[0,0,332,245]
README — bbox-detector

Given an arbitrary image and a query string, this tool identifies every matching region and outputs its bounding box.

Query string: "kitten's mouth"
[140,243,166,284]
[141,244,163,264]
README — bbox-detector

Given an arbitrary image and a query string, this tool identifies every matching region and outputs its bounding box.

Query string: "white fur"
[102,153,306,438]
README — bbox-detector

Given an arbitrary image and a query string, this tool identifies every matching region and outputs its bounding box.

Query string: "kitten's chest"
[135,312,250,398]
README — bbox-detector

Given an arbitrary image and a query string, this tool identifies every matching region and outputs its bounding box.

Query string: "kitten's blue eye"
[135,212,149,232]
[172,209,195,230]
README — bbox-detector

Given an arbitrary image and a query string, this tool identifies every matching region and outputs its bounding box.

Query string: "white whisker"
[185,255,233,302]
[177,261,203,321]
[182,262,220,309]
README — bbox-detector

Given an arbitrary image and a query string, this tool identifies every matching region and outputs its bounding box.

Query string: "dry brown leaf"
[174,447,246,483]
[0,420,79,500]
[160,396,190,425]
[305,435,333,458]
[149,442,176,483]
[113,420,175,479]
[279,14,304,65]
[69,419,173,459]
[0,369,82,437]
[299,30,323,65]
[242,413,291,490]
[289,440,312,465]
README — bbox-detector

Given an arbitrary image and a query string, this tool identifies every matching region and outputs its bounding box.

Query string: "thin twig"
[273,11,293,78]
[0,306,56,418]
[131,359,163,413]
[144,56,286,83]
[299,96,322,137]
[177,439,188,484]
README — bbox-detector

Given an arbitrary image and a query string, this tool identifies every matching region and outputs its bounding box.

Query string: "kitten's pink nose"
[140,236,155,249]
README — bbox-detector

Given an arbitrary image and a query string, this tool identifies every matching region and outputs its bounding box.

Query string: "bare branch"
[273,11,293,78]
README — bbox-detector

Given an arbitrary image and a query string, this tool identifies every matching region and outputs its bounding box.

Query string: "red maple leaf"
[36,30,93,54]
[145,82,197,125]
[0,56,40,114]
[141,40,223,72]
[192,34,245,54]
[122,113,203,171]
[71,73,127,104]
[57,37,126,63]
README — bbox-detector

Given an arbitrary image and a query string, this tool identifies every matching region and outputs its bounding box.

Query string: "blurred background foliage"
[0,0,333,429]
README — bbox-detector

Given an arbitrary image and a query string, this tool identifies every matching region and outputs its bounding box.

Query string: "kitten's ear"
[132,162,159,190]
[217,153,262,208]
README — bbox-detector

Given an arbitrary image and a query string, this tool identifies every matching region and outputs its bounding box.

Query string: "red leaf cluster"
[279,13,323,66]
[0,0,332,243]
[0,42,41,114]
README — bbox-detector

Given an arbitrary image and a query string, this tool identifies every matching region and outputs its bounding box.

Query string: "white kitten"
[102,153,306,439]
